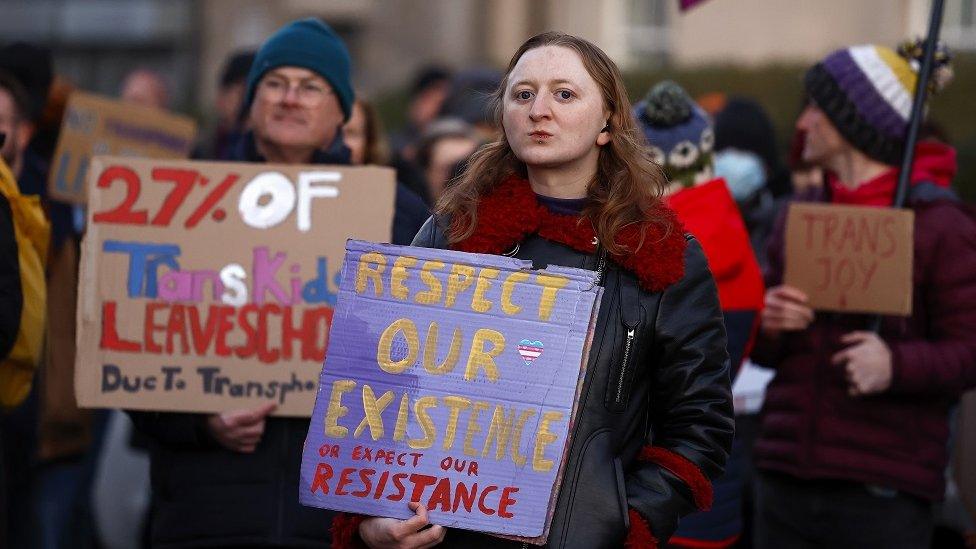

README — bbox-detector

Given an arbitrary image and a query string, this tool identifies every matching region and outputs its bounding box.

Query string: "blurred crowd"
[0,14,974,549]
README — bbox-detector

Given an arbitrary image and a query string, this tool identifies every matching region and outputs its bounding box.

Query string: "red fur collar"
[451,175,687,292]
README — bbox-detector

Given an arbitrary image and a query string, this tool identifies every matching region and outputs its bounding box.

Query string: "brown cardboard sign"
[48,92,197,204]
[784,202,914,316]
[75,156,397,416]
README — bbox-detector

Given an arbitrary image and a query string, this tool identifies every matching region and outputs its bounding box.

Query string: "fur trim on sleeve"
[638,446,714,511]
[331,512,368,549]
[625,507,659,548]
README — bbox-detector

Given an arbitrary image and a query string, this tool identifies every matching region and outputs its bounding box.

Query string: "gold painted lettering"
[510,409,536,466]
[376,318,419,374]
[463,401,489,457]
[393,393,410,441]
[483,405,516,460]
[415,261,445,305]
[355,252,386,296]
[353,384,395,440]
[389,256,418,300]
[501,272,530,315]
[324,379,356,438]
[441,396,471,451]
[471,268,499,313]
[463,329,504,382]
[445,264,475,307]
[532,411,564,472]
[423,322,462,375]
[536,274,569,321]
[407,396,438,449]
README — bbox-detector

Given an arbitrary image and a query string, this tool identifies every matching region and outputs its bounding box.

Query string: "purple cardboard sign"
[300,240,602,543]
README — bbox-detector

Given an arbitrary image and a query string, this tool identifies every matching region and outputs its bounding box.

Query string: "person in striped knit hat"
[803,41,953,167]
[752,40,976,549]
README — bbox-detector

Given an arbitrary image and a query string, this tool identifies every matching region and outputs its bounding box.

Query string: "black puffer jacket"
[130,411,332,548]
[402,207,734,548]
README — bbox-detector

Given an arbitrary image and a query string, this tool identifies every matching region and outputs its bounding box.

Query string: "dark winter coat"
[129,131,428,548]
[332,175,734,548]
[753,149,976,501]
[666,178,764,547]
[0,193,21,361]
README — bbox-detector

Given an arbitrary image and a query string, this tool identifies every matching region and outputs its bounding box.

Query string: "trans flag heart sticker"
[517,339,544,366]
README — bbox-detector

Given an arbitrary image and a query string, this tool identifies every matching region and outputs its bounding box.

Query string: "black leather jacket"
[410,217,734,548]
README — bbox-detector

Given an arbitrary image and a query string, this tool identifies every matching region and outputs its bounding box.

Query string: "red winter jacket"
[752,143,976,501]
[667,178,764,373]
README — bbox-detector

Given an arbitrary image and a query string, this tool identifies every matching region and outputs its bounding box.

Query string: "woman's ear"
[596,120,611,146]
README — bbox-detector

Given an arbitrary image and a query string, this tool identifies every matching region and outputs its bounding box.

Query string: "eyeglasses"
[257,76,333,107]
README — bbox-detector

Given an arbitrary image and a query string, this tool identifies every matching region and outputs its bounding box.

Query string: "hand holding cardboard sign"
[832,331,893,396]
[761,285,815,335]
[206,402,278,453]
[359,502,446,549]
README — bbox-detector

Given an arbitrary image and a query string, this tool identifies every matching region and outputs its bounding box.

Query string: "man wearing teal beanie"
[244,17,354,121]
[129,17,429,548]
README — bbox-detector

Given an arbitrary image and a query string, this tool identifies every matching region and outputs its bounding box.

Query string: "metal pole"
[869,0,945,333]
[892,0,945,208]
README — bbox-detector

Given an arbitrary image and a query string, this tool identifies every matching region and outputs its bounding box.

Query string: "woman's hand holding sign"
[359,502,446,549]
[761,285,815,335]
[206,402,278,453]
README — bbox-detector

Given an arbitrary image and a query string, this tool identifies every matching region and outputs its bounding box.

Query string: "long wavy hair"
[435,31,671,254]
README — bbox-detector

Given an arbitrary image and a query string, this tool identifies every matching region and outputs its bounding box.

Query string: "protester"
[0,150,23,549]
[390,65,451,161]
[438,67,502,142]
[414,117,479,202]
[329,31,734,549]
[196,49,255,160]
[127,18,427,548]
[752,41,976,548]
[1,143,51,549]
[0,138,38,402]
[388,67,454,203]
[0,68,45,549]
[345,98,440,209]
[707,98,790,549]
[712,97,791,271]
[714,98,790,198]
[344,99,390,166]
[635,80,765,549]
[1,43,98,549]
[119,68,169,110]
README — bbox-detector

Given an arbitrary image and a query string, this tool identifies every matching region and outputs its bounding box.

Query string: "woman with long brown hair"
[336,31,733,549]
